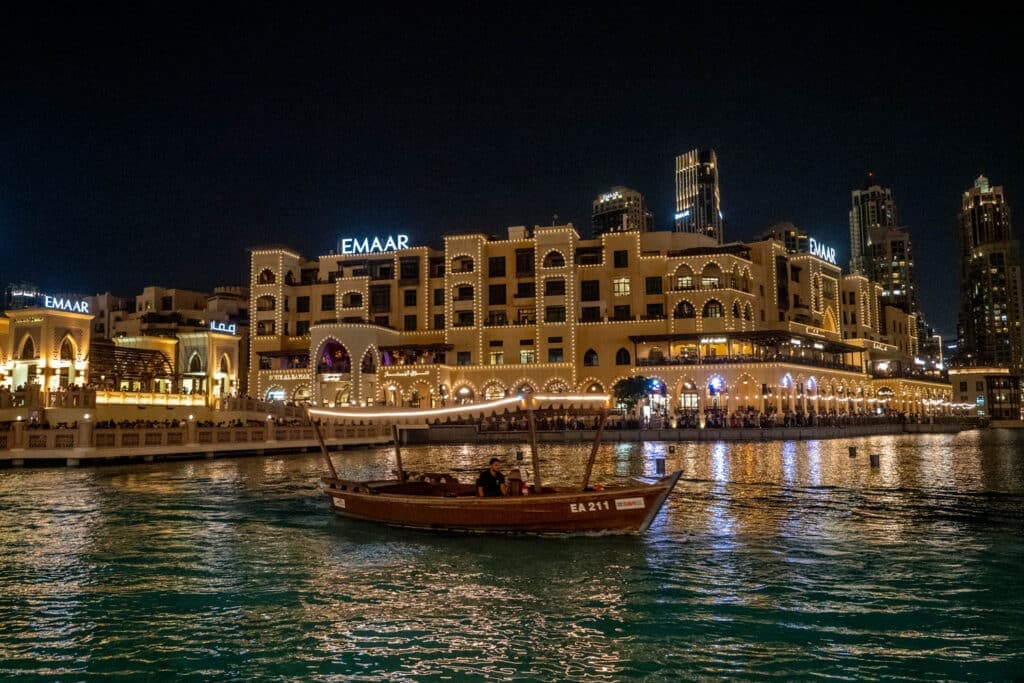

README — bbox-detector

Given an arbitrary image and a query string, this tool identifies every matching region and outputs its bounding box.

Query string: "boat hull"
[322,471,682,534]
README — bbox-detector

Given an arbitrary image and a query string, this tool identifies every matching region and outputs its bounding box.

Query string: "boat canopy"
[308,394,610,426]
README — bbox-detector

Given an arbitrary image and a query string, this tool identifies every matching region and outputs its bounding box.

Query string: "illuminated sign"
[599,192,622,202]
[210,321,237,335]
[699,337,727,344]
[339,234,410,255]
[382,369,431,378]
[44,296,89,314]
[674,209,691,221]
[808,238,837,265]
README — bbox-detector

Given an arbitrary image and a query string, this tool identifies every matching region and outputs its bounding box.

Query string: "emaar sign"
[339,234,410,255]
[808,238,837,265]
[44,296,89,314]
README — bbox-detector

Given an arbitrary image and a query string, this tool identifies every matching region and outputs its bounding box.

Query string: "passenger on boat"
[476,457,509,497]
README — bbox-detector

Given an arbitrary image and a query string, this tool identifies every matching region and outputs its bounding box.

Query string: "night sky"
[2,8,1021,337]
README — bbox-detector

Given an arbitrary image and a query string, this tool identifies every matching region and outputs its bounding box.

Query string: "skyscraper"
[848,176,898,276]
[956,175,1024,375]
[674,148,723,243]
[591,186,653,237]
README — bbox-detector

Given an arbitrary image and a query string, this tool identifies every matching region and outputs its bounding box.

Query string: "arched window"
[673,264,695,290]
[583,349,598,366]
[318,340,351,374]
[256,295,276,311]
[542,251,566,268]
[284,270,296,285]
[189,353,203,373]
[256,321,276,335]
[744,304,753,321]
[700,263,722,288]
[702,300,724,318]
[258,269,276,285]
[674,300,696,319]
[615,348,631,365]
[361,349,377,374]
[59,338,75,360]
[20,337,35,360]
[220,356,230,374]
[732,302,741,318]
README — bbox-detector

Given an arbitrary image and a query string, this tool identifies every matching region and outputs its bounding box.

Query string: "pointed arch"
[674,300,696,319]
[361,347,378,374]
[59,335,77,360]
[18,335,37,360]
[615,347,631,365]
[583,348,599,366]
[188,352,203,374]
[702,299,724,318]
[219,354,231,375]
[822,307,838,333]
[257,268,276,285]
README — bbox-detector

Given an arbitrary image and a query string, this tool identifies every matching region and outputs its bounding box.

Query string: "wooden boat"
[308,394,682,534]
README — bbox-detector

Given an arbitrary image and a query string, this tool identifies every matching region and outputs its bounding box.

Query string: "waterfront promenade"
[0,420,389,467]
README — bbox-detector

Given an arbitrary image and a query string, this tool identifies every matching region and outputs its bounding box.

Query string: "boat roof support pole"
[525,399,542,491]
[308,410,339,480]
[392,424,406,482]
[581,407,608,491]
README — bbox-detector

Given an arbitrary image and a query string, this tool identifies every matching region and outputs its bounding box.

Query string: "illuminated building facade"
[674,149,723,243]
[947,366,1021,420]
[591,187,653,237]
[956,175,1024,376]
[249,225,949,419]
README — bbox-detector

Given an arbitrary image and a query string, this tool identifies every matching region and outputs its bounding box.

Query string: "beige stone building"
[249,226,950,420]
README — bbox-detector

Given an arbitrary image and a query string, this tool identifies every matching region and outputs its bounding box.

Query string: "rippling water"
[2,430,1023,680]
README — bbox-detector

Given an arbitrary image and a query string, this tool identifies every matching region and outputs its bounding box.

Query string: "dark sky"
[2,7,1021,337]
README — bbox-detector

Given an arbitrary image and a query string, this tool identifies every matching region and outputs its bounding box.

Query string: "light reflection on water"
[1,430,1023,679]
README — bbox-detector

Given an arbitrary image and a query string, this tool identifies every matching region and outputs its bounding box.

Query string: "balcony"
[636,353,863,373]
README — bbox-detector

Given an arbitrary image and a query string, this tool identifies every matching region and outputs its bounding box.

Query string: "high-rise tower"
[849,176,899,276]
[956,175,1024,375]
[591,186,653,237]
[674,148,723,243]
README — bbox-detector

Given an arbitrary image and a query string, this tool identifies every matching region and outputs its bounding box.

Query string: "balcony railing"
[637,353,863,373]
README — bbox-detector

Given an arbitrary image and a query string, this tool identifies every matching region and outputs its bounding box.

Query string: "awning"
[307,394,610,426]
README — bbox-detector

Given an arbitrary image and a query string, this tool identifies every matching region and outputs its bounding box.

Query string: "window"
[296,296,310,313]
[613,305,631,320]
[615,348,631,365]
[457,351,471,366]
[548,348,564,363]
[489,351,504,365]
[790,265,801,283]
[488,284,506,306]
[583,349,598,366]
[399,257,419,281]
[520,349,536,364]
[703,300,724,318]
[487,311,506,325]
[489,256,506,277]
[321,294,335,311]
[959,381,967,392]
[544,279,566,296]
[545,306,566,323]
[645,276,662,294]
[613,250,628,268]
[646,303,664,318]
[370,285,390,312]
[433,314,444,329]
[403,290,417,307]
[547,336,562,343]
[296,320,310,336]
[161,296,172,311]
[456,311,474,326]
[581,280,600,301]
[433,288,444,305]
[259,356,272,369]
[515,248,534,276]
[404,315,417,331]
[976,381,985,391]
[342,292,362,308]
[373,315,389,327]
[675,275,694,290]
[516,282,536,298]
[612,277,631,296]
[581,306,601,322]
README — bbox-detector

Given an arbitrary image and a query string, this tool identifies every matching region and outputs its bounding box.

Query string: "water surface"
[1,430,1022,680]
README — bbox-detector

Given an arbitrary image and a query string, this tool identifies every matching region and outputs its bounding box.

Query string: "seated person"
[476,457,508,497]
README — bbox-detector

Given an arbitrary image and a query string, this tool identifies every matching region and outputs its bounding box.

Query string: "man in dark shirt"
[476,457,508,497]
